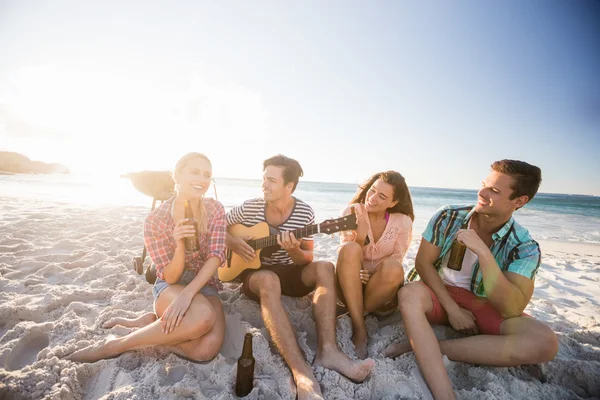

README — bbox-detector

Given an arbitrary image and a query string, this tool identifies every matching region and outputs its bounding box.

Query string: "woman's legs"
[102,313,157,329]
[363,258,404,313]
[167,295,225,362]
[66,285,222,363]
[335,242,368,359]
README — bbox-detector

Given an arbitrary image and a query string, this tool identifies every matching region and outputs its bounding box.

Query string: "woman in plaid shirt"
[66,153,227,363]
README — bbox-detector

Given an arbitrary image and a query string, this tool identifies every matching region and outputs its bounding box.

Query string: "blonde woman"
[66,153,226,363]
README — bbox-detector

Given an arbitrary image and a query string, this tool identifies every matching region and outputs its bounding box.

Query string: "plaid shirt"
[407,205,541,298]
[144,197,226,289]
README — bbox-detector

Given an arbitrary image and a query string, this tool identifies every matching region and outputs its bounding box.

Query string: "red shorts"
[418,282,529,335]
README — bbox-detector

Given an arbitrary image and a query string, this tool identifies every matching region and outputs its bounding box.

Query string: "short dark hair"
[263,154,304,192]
[491,160,542,202]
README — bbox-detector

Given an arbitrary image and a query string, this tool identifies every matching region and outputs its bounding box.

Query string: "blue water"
[2,174,599,244]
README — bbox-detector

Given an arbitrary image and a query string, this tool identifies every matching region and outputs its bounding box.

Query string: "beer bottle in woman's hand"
[184,200,199,252]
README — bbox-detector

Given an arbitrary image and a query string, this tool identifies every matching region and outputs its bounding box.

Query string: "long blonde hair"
[173,152,211,234]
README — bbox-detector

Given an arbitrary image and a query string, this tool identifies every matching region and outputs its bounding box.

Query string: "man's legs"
[247,269,323,400]
[303,261,375,380]
[387,283,559,400]
[434,315,558,366]
[393,282,456,400]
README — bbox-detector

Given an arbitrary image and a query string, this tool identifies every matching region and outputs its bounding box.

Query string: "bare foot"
[352,333,368,360]
[382,341,412,358]
[314,348,374,383]
[522,364,547,383]
[64,337,121,363]
[102,312,156,329]
[295,374,324,400]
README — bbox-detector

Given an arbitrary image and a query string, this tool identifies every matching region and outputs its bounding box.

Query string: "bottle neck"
[184,201,194,219]
[241,334,253,358]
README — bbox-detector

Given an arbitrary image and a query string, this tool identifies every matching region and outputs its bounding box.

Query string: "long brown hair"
[173,152,211,233]
[349,171,414,221]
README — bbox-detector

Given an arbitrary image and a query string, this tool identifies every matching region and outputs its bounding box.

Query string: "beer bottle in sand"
[235,333,255,397]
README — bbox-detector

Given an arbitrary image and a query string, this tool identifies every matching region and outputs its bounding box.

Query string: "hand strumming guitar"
[226,234,255,262]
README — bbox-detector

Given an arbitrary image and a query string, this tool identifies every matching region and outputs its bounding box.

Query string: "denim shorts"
[152,269,219,301]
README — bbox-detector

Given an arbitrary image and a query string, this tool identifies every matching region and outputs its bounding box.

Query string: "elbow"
[500,310,520,319]
[499,304,525,319]
[162,269,179,285]
[415,261,427,276]
[164,275,178,285]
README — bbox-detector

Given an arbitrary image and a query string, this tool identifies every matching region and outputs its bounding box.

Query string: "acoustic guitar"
[219,212,357,282]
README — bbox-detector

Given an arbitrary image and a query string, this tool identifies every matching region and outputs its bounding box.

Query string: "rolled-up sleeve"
[391,215,413,262]
[143,217,174,280]
[422,206,451,247]
[208,201,227,265]
[506,241,541,280]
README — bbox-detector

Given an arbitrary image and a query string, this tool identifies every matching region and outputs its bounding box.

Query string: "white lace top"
[339,203,413,272]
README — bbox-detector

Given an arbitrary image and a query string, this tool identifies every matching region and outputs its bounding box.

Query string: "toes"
[102,318,119,329]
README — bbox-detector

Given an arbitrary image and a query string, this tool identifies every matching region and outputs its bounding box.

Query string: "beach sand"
[1,197,599,399]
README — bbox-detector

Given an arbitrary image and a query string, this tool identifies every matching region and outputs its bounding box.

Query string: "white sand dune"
[1,197,599,399]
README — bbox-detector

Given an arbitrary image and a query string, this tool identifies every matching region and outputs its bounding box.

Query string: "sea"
[2,174,600,244]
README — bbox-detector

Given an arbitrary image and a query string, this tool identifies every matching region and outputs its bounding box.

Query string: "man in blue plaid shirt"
[385,160,558,400]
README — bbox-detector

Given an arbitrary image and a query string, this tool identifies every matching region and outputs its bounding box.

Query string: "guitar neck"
[249,225,320,250]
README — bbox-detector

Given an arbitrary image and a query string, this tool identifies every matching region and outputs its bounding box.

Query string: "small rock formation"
[0,151,70,174]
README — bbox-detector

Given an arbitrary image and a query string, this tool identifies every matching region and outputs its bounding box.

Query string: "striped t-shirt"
[407,205,541,298]
[225,197,315,266]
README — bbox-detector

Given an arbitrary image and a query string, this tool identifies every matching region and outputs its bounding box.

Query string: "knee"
[189,306,217,338]
[339,241,362,259]
[187,337,223,362]
[397,283,428,313]
[510,324,558,365]
[535,326,559,363]
[256,271,282,299]
[379,259,405,285]
[315,261,335,282]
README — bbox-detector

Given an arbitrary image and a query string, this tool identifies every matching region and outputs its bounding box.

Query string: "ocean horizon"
[2,173,600,245]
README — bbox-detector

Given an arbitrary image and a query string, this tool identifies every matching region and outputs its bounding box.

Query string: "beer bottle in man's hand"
[447,220,470,271]
[235,333,255,397]
[184,200,199,252]
[447,240,467,271]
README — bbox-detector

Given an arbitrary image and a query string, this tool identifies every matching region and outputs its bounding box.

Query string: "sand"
[0,196,599,399]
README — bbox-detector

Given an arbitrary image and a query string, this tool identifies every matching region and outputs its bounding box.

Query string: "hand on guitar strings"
[229,235,255,262]
[277,231,301,252]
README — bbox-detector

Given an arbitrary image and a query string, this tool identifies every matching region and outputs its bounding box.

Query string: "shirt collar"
[462,206,514,241]
[156,197,176,220]
[493,216,515,240]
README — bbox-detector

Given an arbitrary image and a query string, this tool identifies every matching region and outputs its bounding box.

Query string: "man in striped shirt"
[225,155,374,400]
[384,160,558,400]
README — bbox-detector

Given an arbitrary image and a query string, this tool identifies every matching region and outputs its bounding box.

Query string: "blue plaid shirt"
[407,205,541,298]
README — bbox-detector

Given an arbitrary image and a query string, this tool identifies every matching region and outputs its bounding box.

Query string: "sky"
[0,1,599,195]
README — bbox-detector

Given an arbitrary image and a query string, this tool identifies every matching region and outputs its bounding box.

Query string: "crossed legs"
[65,285,225,363]
[384,282,558,400]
